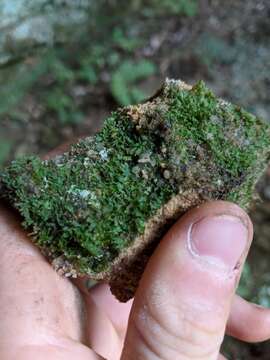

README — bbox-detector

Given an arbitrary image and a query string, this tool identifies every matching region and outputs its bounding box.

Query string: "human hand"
[1,200,270,360]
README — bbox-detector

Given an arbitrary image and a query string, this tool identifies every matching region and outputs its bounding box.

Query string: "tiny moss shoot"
[1,80,270,300]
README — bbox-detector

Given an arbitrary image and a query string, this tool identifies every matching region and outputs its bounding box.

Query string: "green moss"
[164,81,270,207]
[1,80,270,275]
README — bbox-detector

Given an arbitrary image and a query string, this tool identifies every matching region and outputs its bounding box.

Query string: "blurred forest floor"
[0,0,270,358]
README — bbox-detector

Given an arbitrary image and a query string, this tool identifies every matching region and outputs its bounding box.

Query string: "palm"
[0,206,131,360]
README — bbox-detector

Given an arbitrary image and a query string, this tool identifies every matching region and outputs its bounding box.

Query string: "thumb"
[121,201,253,360]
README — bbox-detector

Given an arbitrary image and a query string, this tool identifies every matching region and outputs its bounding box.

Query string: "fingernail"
[189,215,248,270]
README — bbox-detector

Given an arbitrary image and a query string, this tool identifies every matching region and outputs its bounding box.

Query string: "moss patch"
[1,80,270,279]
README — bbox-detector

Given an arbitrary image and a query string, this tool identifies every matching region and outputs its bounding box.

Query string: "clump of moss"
[1,80,270,301]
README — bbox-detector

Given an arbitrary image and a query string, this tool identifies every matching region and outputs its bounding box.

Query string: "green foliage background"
[0,0,198,127]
